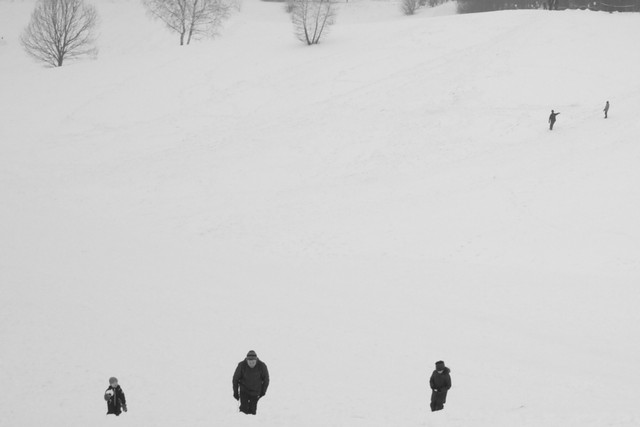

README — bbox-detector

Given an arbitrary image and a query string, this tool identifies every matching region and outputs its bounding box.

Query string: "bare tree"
[401,0,420,15]
[143,0,231,46]
[291,0,336,45]
[20,0,98,67]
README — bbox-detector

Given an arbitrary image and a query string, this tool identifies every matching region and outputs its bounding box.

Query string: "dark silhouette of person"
[604,101,609,119]
[549,110,560,130]
[104,377,127,416]
[430,360,452,412]
[233,350,270,415]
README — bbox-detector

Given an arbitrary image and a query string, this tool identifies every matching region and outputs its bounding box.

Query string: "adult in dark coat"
[549,110,560,130]
[104,377,127,416]
[233,350,270,415]
[430,361,451,412]
[604,101,609,119]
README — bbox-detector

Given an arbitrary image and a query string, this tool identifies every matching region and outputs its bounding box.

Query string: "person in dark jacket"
[104,377,127,416]
[549,110,560,130]
[603,101,609,119]
[233,350,270,415]
[430,361,451,412]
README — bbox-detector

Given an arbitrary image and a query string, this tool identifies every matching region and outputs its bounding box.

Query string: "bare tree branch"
[401,0,420,15]
[20,0,98,67]
[292,0,336,45]
[143,0,231,46]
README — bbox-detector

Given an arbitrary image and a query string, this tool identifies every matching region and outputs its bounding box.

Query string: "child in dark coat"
[430,361,452,412]
[104,377,127,416]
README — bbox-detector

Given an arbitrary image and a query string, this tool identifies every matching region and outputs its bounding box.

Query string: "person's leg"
[248,396,258,415]
[431,391,446,411]
[239,392,251,414]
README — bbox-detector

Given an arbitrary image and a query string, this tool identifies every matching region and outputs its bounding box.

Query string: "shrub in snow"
[401,0,421,15]
[20,0,98,67]
[284,0,296,13]
[143,0,231,46]
[291,0,336,45]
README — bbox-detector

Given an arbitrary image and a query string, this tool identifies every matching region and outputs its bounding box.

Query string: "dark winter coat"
[549,112,560,123]
[430,367,451,406]
[105,385,127,415]
[233,359,270,397]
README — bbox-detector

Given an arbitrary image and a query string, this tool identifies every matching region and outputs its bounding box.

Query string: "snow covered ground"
[1,1,640,426]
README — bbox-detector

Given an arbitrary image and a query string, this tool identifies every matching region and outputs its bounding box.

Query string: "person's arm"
[119,388,127,412]
[260,364,270,396]
[443,374,452,391]
[232,364,242,399]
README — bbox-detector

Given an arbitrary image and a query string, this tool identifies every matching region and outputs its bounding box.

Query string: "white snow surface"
[1,1,640,426]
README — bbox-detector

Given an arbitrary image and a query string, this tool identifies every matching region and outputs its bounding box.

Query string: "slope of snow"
[1,1,640,427]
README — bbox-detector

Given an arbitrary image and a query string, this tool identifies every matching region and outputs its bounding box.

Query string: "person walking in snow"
[104,377,127,416]
[603,101,609,119]
[430,360,451,412]
[549,110,560,130]
[233,350,270,415]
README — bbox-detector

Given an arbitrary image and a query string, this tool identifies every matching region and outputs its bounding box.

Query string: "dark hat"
[435,361,446,369]
[246,350,257,360]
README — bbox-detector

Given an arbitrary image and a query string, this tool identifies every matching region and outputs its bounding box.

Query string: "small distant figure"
[549,110,560,130]
[603,101,609,119]
[430,360,452,412]
[233,350,270,415]
[104,377,127,416]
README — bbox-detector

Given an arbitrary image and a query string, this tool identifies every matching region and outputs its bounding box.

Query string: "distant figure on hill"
[430,360,452,412]
[104,377,127,416]
[233,350,270,415]
[549,110,560,130]
[603,101,610,119]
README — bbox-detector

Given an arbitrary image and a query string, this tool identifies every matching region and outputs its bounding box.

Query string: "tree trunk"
[187,25,194,45]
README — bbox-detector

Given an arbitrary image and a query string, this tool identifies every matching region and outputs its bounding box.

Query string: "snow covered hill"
[1,1,640,426]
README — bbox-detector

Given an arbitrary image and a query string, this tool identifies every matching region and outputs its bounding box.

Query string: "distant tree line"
[457,0,640,13]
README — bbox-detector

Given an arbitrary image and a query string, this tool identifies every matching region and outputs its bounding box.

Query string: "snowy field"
[1,0,640,426]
